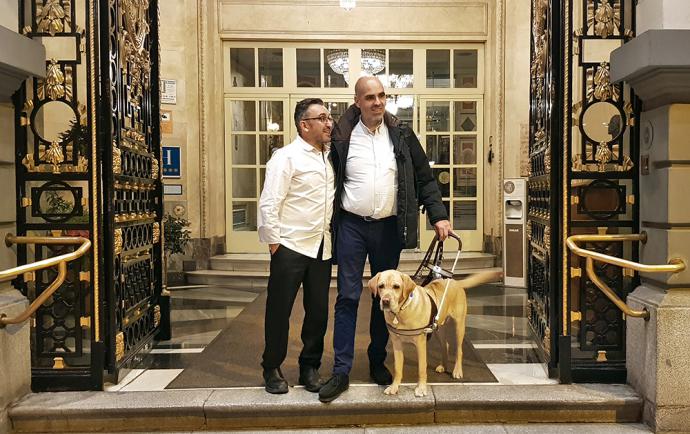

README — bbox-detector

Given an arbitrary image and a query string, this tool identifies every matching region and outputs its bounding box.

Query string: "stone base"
[0,288,31,434]
[628,285,690,432]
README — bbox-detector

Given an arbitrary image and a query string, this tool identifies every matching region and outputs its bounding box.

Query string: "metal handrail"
[0,234,91,327]
[567,232,686,321]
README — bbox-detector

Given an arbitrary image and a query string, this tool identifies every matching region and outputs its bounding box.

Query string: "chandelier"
[326,49,386,84]
[340,0,356,11]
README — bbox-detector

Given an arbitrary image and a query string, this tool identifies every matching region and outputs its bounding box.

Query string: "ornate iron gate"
[14,0,163,390]
[529,0,640,382]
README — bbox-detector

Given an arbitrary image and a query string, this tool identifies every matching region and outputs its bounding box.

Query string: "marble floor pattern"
[105,284,556,392]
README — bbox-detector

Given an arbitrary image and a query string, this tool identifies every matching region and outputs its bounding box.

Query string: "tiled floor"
[105,284,557,392]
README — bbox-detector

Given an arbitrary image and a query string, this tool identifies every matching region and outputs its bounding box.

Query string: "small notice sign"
[160,79,177,104]
[161,110,173,134]
[162,146,181,178]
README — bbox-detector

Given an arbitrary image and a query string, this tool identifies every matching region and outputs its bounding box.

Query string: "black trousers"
[261,243,331,370]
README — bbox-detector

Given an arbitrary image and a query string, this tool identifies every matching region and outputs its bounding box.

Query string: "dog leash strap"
[433,248,462,328]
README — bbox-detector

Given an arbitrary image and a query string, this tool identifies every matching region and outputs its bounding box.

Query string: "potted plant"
[163,213,191,287]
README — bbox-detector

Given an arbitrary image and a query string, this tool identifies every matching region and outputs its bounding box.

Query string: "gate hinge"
[23,271,35,282]
[596,350,608,362]
[627,195,635,205]
[570,267,582,278]
[570,196,579,205]
[21,197,31,207]
[623,268,635,278]
[80,316,91,328]
[53,357,65,369]
[570,311,582,322]
[79,271,90,282]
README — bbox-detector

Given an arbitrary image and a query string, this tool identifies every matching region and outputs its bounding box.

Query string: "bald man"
[319,76,451,403]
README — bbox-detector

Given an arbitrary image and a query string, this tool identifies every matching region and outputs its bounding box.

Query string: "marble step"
[185,266,504,291]
[209,251,496,272]
[9,384,642,432]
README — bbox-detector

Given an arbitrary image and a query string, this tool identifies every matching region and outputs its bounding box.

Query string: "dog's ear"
[368,272,381,296]
[401,273,417,300]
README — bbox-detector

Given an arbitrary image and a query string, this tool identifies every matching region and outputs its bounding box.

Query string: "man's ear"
[401,273,417,300]
[368,272,381,296]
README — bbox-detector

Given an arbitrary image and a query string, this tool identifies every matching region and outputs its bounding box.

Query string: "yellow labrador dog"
[368,269,501,397]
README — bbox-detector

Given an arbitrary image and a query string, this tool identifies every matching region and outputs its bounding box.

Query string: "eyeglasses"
[302,114,334,123]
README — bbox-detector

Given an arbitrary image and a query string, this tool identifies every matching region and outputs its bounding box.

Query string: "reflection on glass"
[426,101,450,132]
[361,49,386,78]
[324,49,348,88]
[389,49,413,88]
[258,48,283,87]
[426,135,450,165]
[582,101,621,142]
[426,49,450,88]
[454,101,477,132]
[297,49,321,87]
[454,168,477,197]
[453,136,476,165]
[453,50,478,88]
[433,168,451,197]
[231,100,256,131]
[232,168,257,198]
[232,201,258,231]
[36,101,76,143]
[259,100,283,132]
[259,135,284,164]
[230,48,255,87]
[231,135,256,165]
[326,101,348,123]
[386,95,414,129]
[453,200,477,230]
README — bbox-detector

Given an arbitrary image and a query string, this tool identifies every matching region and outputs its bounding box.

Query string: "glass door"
[419,97,484,251]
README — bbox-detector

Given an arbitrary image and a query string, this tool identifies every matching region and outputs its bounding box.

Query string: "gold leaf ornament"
[36,0,68,36]
[42,59,66,100]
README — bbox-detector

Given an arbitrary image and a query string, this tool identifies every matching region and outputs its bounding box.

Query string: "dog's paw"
[435,364,445,373]
[452,366,464,379]
[383,384,399,395]
[414,384,428,397]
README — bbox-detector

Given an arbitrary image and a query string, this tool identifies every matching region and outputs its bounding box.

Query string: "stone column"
[611,1,690,430]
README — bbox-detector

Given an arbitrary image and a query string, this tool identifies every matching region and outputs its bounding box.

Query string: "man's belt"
[342,209,393,222]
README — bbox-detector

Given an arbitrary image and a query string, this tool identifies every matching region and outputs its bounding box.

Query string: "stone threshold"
[9,384,642,433]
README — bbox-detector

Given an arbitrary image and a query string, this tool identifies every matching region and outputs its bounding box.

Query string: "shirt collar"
[357,118,384,136]
[296,135,328,153]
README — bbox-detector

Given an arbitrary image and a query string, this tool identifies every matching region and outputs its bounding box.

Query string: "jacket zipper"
[400,130,408,245]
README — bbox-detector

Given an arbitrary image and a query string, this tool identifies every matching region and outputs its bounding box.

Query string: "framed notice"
[163,184,183,195]
[162,146,181,178]
[160,79,177,104]
[161,110,173,134]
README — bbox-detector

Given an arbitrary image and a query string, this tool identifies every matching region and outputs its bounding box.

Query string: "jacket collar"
[332,104,402,155]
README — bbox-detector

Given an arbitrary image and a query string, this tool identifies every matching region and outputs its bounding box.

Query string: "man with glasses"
[318,76,451,403]
[258,98,335,394]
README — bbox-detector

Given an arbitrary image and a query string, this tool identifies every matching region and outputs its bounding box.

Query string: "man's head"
[294,98,333,147]
[354,76,386,128]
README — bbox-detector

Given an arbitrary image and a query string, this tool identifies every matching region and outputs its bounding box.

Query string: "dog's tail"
[455,271,503,289]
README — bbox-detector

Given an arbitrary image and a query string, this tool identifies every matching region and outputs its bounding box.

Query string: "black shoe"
[298,366,324,392]
[318,373,349,403]
[263,368,288,394]
[369,363,393,385]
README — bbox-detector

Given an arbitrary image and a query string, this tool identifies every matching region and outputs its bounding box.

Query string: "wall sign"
[160,79,177,104]
[163,184,183,196]
[162,146,181,178]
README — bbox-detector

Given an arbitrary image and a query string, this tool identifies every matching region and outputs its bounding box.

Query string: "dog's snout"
[381,298,391,307]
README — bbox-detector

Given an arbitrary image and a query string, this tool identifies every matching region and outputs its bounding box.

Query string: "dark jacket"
[330,104,448,251]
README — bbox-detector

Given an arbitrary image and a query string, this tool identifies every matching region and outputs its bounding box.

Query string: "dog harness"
[385,289,439,339]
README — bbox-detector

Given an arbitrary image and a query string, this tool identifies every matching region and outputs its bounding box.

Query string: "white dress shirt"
[341,119,398,219]
[258,136,335,260]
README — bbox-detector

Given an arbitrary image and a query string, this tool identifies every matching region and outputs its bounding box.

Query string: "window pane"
[297,49,321,87]
[453,136,476,165]
[433,168,451,197]
[361,49,386,79]
[324,49,349,88]
[259,101,283,132]
[389,49,413,88]
[231,135,256,165]
[426,101,450,132]
[259,135,284,164]
[426,49,450,88]
[455,101,477,132]
[230,48,254,87]
[232,201,257,231]
[454,50,478,88]
[386,95,414,129]
[231,100,256,131]
[426,135,450,165]
[232,168,256,198]
[258,48,283,87]
[453,201,477,230]
[454,168,477,197]
[326,101,348,123]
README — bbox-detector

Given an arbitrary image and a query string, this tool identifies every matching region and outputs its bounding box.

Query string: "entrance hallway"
[106,282,554,392]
